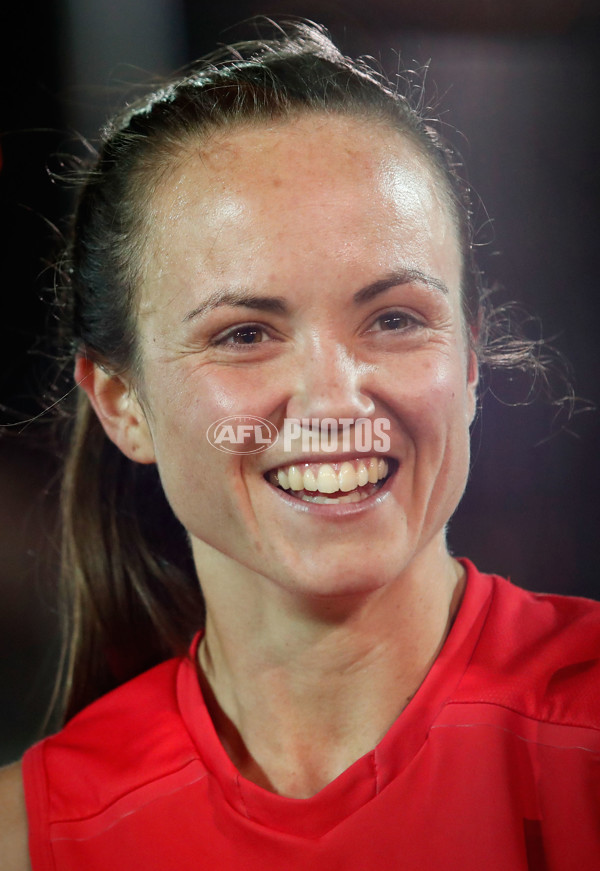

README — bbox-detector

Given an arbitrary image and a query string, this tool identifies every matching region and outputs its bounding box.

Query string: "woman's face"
[132,114,477,600]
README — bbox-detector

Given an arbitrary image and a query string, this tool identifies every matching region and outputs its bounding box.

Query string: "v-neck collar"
[177,560,492,837]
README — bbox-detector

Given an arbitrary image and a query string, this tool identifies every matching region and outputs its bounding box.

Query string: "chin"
[277,553,404,602]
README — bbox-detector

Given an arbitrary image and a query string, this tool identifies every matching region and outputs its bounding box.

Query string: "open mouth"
[266,457,395,504]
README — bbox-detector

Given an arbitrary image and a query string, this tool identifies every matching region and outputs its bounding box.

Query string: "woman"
[2,21,599,869]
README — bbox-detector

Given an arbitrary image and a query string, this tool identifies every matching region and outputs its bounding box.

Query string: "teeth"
[268,457,390,497]
[367,457,379,484]
[316,464,339,494]
[357,461,369,487]
[302,467,318,491]
[339,461,358,492]
[277,468,290,490]
[287,465,304,491]
[300,490,367,504]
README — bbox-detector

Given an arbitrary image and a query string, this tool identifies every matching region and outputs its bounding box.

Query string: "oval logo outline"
[206,415,279,454]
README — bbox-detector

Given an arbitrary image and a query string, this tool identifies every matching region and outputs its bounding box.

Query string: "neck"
[195,544,465,798]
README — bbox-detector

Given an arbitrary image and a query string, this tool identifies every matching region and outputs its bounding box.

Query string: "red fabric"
[23,561,600,870]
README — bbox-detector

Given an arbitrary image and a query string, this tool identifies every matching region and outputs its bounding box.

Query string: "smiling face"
[108,113,477,602]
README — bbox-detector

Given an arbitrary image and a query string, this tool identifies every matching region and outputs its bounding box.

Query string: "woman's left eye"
[215,324,270,346]
[370,311,422,332]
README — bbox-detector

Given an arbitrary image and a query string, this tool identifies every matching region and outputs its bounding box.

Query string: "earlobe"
[74,355,156,464]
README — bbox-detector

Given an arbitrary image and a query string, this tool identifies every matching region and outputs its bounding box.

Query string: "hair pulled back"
[54,20,521,724]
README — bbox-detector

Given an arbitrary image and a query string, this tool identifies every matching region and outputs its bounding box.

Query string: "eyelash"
[368,309,424,333]
[212,323,273,349]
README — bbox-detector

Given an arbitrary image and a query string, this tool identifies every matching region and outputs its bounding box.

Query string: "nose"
[285,336,376,423]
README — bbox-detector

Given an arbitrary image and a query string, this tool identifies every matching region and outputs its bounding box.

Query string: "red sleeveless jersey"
[23,561,600,869]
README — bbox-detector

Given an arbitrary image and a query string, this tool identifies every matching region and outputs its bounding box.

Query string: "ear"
[75,355,156,464]
[466,331,479,425]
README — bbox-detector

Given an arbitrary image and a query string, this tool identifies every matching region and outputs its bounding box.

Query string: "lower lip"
[264,469,396,518]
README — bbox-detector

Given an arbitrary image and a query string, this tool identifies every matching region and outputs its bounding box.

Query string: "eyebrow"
[352,268,449,304]
[183,291,288,323]
[182,268,448,323]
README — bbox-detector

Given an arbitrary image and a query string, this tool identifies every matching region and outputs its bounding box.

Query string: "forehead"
[155,113,452,216]
[140,114,461,310]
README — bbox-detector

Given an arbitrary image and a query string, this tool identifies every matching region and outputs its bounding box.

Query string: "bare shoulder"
[0,761,31,871]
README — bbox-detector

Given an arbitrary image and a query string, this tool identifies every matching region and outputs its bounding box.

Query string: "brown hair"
[51,20,541,724]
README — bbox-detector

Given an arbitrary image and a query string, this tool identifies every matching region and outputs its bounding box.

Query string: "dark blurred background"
[1,0,600,762]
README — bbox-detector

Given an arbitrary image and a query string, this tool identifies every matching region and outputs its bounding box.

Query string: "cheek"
[406,358,473,507]
[389,351,470,426]
[386,353,474,500]
[140,365,268,519]
[145,364,273,449]
[180,365,282,421]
